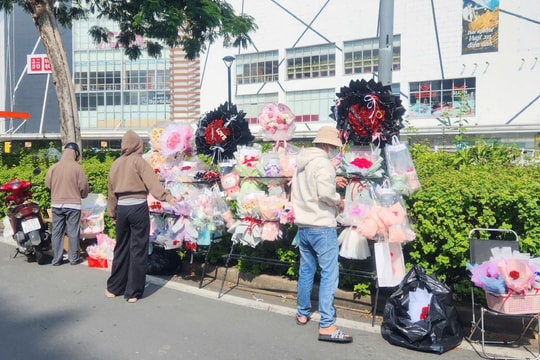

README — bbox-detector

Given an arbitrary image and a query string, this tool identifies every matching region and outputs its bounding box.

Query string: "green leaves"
[83,0,257,60]
[407,145,540,300]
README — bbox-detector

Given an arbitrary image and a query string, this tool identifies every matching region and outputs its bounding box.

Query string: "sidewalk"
[1,234,537,359]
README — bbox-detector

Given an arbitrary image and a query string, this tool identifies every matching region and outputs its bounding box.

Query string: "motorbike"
[0,170,51,264]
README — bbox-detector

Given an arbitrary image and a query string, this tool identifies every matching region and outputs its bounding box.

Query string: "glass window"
[286,89,335,122]
[409,78,476,118]
[236,51,279,85]
[235,93,279,124]
[286,44,336,80]
[344,35,401,75]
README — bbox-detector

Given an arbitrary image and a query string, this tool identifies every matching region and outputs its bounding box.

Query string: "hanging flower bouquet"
[337,182,372,260]
[341,146,384,178]
[258,103,296,142]
[195,103,254,163]
[373,184,416,243]
[234,144,262,177]
[258,195,290,241]
[331,79,406,147]
[159,123,194,158]
[230,188,266,247]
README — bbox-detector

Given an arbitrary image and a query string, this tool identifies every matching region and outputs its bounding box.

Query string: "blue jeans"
[297,227,339,328]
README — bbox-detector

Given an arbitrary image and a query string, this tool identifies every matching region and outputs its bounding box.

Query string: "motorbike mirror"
[33,168,41,176]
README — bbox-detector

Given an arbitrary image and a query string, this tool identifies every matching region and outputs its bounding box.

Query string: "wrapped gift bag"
[384,136,421,195]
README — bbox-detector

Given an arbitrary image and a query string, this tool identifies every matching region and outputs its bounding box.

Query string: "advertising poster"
[462,0,500,54]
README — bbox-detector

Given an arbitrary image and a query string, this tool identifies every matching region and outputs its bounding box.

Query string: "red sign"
[0,111,30,119]
[27,54,52,74]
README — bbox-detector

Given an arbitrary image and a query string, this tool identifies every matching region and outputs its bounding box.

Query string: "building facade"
[2,1,539,152]
[199,0,540,150]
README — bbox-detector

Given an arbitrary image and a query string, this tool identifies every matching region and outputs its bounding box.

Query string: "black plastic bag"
[380,265,463,354]
[147,245,181,275]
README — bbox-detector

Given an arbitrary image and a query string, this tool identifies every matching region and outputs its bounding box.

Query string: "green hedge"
[405,143,540,299]
[2,142,539,300]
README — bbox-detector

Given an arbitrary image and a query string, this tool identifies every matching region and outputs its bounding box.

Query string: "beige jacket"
[291,147,340,227]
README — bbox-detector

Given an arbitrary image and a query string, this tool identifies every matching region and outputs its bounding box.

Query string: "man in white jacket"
[291,126,353,344]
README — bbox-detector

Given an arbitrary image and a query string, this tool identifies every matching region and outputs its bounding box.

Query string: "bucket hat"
[312,126,343,147]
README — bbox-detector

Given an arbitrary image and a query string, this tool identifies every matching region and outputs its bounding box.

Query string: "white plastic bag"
[384,136,421,195]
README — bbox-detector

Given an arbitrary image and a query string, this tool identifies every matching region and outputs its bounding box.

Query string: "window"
[236,51,279,85]
[344,35,401,75]
[127,70,148,90]
[286,44,336,80]
[235,93,279,124]
[126,69,169,90]
[76,93,103,111]
[286,89,335,122]
[409,78,476,118]
[83,71,122,91]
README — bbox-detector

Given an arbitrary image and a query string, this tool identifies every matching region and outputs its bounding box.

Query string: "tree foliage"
[85,0,257,60]
[0,0,257,146]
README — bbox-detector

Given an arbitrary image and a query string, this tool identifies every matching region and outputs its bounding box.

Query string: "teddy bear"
[220,170,240,200]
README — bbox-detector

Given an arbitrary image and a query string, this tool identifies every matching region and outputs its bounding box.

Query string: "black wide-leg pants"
[107,202,149,300]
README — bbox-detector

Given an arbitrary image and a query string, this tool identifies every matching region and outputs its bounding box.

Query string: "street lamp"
[222,56,235,110]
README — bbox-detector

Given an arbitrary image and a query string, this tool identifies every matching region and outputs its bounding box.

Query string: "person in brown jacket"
[45,143,90,266]
[105,130,176,303]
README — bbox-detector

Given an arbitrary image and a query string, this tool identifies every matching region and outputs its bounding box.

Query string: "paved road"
[0,239,530,360]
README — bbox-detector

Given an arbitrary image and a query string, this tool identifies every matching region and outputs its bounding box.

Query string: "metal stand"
[218,240,380,326]
[467,306,540,360]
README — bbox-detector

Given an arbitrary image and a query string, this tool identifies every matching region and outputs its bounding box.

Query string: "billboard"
[462,0,500,54]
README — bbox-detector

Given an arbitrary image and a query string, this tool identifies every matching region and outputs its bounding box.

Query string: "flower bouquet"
[195,102,254,163]
[374,184,416,243]
[468,248,537,295]
[337,182,372,259]
[258,103,296,142]
[258,195,289,241]
[385,136,421,195]
[231,185,266,247]
[234,144,262,177]
[341,146,384,178]
[331,78,406,147]
[159,122,194,158]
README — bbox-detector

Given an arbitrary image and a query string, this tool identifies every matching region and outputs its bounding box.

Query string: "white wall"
[199,0,540,146]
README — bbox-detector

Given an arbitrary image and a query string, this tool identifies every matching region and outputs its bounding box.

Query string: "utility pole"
[378,0,394,86]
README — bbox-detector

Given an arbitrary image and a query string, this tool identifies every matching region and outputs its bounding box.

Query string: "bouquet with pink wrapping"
[258,195,289,241]
[159,123,194,158]
[499,258,536,294]
[258,103,296,142]
[374,184,416,243]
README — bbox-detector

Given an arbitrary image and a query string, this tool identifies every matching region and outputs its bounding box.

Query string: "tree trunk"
[27,0,80,148]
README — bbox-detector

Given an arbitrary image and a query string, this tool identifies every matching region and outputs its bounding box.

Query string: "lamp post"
[222,56,235,110]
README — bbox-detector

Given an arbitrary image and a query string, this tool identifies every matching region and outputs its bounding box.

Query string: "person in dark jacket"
[105,130,176,303]
[45,143,89,266]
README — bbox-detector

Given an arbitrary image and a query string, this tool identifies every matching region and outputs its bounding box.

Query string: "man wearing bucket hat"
[291,126,353,344]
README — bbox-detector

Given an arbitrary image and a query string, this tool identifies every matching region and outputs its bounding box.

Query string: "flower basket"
[485,290,540,315]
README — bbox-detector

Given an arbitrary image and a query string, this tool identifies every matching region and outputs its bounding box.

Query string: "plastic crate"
[485,290,540,315]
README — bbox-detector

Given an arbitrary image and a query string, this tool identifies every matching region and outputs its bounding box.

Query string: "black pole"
[227,65,232,110]
[222,56,235,111]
